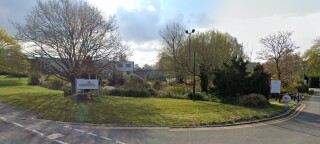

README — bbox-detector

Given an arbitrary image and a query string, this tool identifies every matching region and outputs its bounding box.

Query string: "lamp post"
[185,29,195,100]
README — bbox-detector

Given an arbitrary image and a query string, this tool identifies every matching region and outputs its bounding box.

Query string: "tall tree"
[0,28,29,75]
[304,39,320,77]
[258,31,299,81]
[13,0,128,93]
[159,23,186,82]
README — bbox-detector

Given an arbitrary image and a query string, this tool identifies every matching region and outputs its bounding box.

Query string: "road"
[0,92,319,144]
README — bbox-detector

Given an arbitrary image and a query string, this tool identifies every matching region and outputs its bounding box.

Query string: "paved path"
[0,91,319,144]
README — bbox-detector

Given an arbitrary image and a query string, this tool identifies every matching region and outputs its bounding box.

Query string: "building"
[113,61,134,75]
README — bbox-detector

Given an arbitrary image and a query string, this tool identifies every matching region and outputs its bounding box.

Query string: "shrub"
[239,93,270,108]
[159,84,191,99]
[309,89,314,95]
[108,88,149,97]
[47,76,65,90]
[297,84,309,93]
[28,72,41,85]
[153,81,162,90]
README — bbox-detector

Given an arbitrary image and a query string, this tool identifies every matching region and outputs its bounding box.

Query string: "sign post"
[270,80,281,101]
[282,93,291,108]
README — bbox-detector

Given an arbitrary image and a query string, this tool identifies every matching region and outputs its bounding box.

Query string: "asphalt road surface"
[0,92,319,144]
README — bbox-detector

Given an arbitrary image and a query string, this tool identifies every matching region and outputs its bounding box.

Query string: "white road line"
[116,140,126,144]
[100,136,112,140]
[13,122,24,127]
[31,130,44,136]
[87,132,97,136]
[74,129,85,133]
[54,140,68,144]
[0,117,6,121]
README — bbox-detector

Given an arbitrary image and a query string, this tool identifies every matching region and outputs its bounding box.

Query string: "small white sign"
[282,94,291,102]
[303,80,307,85]
[270,80,281,93]
[76,79,99,89]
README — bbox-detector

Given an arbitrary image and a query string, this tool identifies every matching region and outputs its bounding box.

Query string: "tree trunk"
[199,65,208,92]
[71,77,77,94]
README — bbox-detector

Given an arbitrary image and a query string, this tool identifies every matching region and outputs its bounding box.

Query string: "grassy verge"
[0,75,293,126]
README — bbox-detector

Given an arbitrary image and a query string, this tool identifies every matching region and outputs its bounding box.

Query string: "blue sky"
[1,0,320,66]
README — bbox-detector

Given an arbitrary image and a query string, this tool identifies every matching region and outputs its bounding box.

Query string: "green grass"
[0,75,292,126]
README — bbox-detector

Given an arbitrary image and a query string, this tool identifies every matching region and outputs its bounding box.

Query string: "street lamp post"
[185,29,195,100]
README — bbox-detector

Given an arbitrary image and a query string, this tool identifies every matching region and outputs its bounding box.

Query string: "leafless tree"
[159,23,187,82]
[13,0,128,93]
[258,31,299,81]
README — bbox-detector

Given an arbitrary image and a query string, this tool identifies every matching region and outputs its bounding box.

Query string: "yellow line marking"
[169,104,305,132]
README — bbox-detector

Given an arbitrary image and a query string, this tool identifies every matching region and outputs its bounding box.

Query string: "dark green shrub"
[28,72,41,85]
[108,88,149,97]
[212,57,249,102]
[297,84,309,93]
[239,93,269,108]
[309,89,314,95]
[153,81,162,90]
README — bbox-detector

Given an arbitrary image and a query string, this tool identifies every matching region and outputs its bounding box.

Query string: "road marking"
[32,129,44,136]
[63,125,72,129]
[169,104,306,132]
[74,129,85,133]
[100,136,112,140]
[87,132,97,136]
[47,133,64,140]
[0,117,6,121]
[13,122,24,127]
[116,140,126,144]
[54,140,68,144]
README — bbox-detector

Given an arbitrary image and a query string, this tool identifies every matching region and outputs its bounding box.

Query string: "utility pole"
[185,29,196,100]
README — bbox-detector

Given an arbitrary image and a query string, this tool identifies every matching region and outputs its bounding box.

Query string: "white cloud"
[146,5,156,12]
[213,12,320,61]
[127,40,162,66]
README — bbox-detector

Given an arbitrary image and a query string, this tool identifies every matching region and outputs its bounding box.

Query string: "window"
[126,64,131,68]
[117,63,123,67]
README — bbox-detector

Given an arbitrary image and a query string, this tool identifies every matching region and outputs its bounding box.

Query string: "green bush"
[153,81,162,90]
[47,76,65,90]
[309,89,315,95]
[159,84,191,99]
[39,75,65,90]
[108,88,149,97]
[297,84,309,93]
[28,72,41,85]
[239,93,270,108]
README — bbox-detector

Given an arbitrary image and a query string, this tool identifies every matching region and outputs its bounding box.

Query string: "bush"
[153,81,162,90]
[297,84,309,93]
[159,84,191,99]
[47,76,65,90]
[28,72,41,85]
[108,88,149,97]
[239,93,270,108]
[309,89,314,95]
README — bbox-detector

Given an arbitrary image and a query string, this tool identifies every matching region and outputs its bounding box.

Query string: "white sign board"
[76,79,99,89]
[270,80,281,93]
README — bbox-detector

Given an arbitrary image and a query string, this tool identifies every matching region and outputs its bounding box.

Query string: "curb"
[1,103,303,129]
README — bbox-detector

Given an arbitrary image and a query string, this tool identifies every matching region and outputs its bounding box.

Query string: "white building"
[114,61,134,75]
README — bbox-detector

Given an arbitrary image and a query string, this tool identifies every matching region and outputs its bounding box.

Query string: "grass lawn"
[0,75,293,126]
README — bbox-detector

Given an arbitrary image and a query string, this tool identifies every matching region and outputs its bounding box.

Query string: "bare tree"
[159,23,187,82]
[13,0,128,93]
[258,31,298,81]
